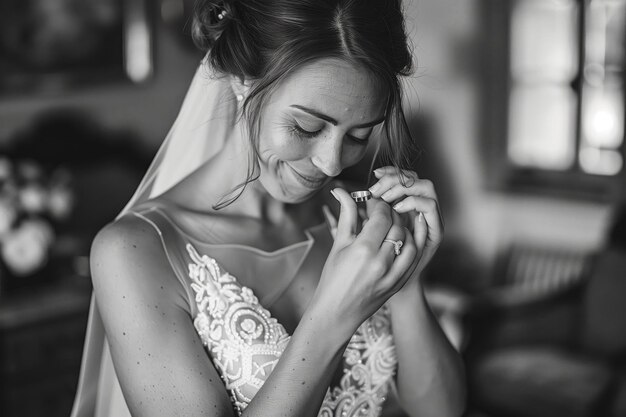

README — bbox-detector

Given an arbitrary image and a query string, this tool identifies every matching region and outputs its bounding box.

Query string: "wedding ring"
[350,190,372,203]
[383,239,403,256]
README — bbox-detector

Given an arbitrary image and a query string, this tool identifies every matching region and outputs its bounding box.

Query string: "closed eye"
[291,123,322,139]
[346,133,370,145]
[289,121,370,144]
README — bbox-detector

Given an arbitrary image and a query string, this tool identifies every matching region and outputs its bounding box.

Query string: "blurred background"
[0,0,625,416]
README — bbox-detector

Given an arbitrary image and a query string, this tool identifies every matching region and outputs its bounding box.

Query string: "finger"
[403,225,421,272]
[379,180,438,204]
[370,167,418,198]
[370,171,414,198]
[363,197,377,231]
[322,204,338,239]
[413,211,428,257]
[373,166,419,180]
[358,207,369,228]
[406,207,443,273]
[391,204,403,226]
[381,227,418,291]
[357,198,393,245]
[366,195,410,231]
[331,188,358,243]
[378,224,406,265]
[358,207,368,221]
[401,208,418,231]
[392,195,445,236]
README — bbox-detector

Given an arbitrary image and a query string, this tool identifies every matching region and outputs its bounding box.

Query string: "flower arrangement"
[0,156,73,280]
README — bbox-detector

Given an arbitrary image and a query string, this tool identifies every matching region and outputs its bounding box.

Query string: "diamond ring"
[383,239,403,256]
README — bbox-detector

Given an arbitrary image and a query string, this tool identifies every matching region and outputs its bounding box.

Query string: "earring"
[236,94,244,102]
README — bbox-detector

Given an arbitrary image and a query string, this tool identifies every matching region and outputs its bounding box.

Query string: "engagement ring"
[383,239,403,256]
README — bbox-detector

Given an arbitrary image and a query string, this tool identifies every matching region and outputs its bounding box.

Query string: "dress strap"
[127,206,200,318]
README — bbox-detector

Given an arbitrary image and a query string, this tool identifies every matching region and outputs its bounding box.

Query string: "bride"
[71,0,466,416]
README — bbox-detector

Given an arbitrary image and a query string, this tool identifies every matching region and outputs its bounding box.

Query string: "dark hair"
[193,0,415,208]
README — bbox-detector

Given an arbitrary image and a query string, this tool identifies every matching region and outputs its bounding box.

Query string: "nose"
[311,134,343,177]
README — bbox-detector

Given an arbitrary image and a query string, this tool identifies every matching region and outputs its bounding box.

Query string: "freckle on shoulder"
[90,214,164,279]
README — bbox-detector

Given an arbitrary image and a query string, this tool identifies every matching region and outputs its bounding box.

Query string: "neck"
[164,121,290,223]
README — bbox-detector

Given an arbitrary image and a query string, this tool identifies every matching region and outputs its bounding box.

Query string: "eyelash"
[289,123,369,144]
[291,123,320,139]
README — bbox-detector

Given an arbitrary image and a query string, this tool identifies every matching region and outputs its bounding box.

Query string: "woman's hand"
[322,175,464,417]
[368,166,444,282]
[312,188,419,337]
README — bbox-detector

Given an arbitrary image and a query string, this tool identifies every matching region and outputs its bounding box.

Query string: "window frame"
[479,0,626,202]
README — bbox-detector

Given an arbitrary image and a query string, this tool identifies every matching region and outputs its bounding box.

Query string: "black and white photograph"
[0,1,625,417]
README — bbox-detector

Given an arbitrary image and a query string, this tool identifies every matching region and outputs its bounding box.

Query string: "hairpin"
[217,9,228,20]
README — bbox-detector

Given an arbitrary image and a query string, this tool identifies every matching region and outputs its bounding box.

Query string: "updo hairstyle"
[192,0,416,207]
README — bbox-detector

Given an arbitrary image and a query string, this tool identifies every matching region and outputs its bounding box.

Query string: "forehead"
[267,58,388,122]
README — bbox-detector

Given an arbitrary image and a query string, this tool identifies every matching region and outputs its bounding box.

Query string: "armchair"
[463,247,626,417]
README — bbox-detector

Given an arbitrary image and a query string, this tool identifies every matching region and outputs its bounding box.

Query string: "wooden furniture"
[0,283,91,417]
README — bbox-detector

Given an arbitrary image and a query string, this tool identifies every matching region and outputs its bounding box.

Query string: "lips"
[284,163,326,189]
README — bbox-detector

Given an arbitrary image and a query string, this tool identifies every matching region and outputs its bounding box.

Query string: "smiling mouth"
[284,163,326,189]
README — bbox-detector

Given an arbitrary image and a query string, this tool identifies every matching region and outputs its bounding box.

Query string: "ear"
[230,76,251,103]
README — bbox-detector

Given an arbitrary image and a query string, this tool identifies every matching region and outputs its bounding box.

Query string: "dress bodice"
[131,203,398,417]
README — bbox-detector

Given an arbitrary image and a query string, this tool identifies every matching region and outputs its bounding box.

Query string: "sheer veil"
[70,56,237,417]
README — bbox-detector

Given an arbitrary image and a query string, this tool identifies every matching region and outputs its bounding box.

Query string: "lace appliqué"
[187,243,397,417]
[319,308,397,417]
[188,244,290,414]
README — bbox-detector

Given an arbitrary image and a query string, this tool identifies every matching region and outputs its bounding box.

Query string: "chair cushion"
[470,347,612,417]
[579,249,626,358]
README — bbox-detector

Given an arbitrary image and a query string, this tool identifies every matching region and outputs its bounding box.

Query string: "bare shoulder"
[90,213,183,312]
[91,213,163,263]
[91,214,164,278]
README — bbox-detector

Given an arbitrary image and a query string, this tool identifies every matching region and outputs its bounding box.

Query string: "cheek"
[259,126,311,161]
[341,144,369,168]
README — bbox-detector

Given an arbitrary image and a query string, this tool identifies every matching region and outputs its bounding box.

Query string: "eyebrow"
[290,105,385,129]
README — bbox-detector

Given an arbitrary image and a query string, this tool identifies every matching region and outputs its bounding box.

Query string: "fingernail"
[380,190,392,201]
[330,189,339,201]
[393,201,405,211]
[373,169,383,178]
[369,182,380,194]
[418,212,424,222]
[322,205,333,225]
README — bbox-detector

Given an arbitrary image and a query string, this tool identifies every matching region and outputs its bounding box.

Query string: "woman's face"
[252,58,387,203]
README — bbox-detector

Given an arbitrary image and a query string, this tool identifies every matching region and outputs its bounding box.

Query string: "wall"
[403,0,614,284]
[0,17,200,150]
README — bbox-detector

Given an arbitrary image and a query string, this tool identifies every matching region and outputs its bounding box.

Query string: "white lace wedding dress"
[129,202,398,417]
[71,58,399,417]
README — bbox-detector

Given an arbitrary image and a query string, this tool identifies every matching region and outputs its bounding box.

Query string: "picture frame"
[0,0,153,95]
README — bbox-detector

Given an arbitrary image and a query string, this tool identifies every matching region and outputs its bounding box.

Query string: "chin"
[271,182,323,204]
[260,159,330,204]
[259,175,328,204]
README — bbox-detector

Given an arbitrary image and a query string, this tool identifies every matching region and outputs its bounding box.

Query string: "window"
[482,0,626,199]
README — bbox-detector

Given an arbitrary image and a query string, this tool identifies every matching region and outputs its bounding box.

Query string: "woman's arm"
[92,217,235,416]
[368,166,467,417]
[92,195,415,417]
[387,279,466,417]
